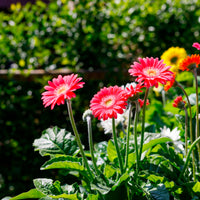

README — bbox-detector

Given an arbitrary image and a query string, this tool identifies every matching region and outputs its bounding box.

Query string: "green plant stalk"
[112,117,124,174]
[178,136,200,181]
[124,103,132,170]
[184,107,188,156]
[193,68,200,162]
[176,81,196,179]
[138,87,149,162]
[134,101,140,183]
[66,100,93,179]
[86,115,101,176]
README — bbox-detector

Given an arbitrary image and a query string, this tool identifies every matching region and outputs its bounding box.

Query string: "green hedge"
[0,0,199,71]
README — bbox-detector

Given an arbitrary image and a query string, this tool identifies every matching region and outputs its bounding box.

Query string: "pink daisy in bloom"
[128,57,174,88]
[125,82,144,100]
[192,42,200,50]
[41,74,85,109]
[90,86,128,120]
[138,98,150,108]
[172,96,186,109]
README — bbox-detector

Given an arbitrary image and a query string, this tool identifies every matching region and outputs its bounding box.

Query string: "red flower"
[179,54,200,71]
[90,86,128,120]
[125,82,143,99]
[192,42,200,50]
[138,98,150,108]
[129,57,174,88]
[172,96,186,109]
[164,73,176,91]
[41,74,84,109]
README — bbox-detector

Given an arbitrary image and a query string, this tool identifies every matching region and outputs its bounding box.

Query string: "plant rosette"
[7,50,200,200]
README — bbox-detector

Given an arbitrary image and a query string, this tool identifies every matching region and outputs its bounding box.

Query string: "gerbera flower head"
[172,96,186,109]
[128,57,174,88]
[90,86,128,120]
[179,54,200,71]
[164,73,176,91]
[138,98,150,108]
[41,74,85,110]
[161,47,187,73]
[192,42,200,50]
[125,82,143,101]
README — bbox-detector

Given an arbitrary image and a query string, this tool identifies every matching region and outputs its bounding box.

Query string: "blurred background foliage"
[1,0,200,198]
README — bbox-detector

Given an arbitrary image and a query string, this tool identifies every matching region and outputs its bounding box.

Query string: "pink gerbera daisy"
[128,57,174,88]
[192,42,200,50]
[41,74,84,109]
[138,98,150,108]
[125,82,143,99]
[90,86,128,120]
[172,96,186,109]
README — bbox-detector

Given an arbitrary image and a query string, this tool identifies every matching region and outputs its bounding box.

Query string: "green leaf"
[145,183,169,200]
[176,71,194,82]
[41,155,84,171]
[33,179,62,196]
[9,189,45,200]
[33,126,79,157]
[127,152,136,168]
[193,182,200,193]
[107,140,117,162]
[49,193,78,199]
[142,137,172,153]
[91,183,111,195]
[111,173,129,191]
[104,164,117,179]
[86,194,99,200]
[146,174,164,184]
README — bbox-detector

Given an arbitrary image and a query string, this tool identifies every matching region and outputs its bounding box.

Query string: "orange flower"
[179,54,200,71]
[164,73,176,91]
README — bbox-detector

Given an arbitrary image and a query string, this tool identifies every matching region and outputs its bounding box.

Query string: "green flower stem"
[176,81,196,179]
[193,68,200,162]
[138,87,149,162]
[66,100,93,179]
[184,107,188,156]
[86,115,101,176]
[178,136,200,181]
[112,117,124,174]
[124,103,132,170]
[134,101,140,183]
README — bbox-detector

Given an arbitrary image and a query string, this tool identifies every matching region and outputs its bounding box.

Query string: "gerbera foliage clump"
[8,44,200,200]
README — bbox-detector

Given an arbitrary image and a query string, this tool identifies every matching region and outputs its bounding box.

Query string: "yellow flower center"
[102,96,115,107]
[57,85,68,95]
[147,69,157,76]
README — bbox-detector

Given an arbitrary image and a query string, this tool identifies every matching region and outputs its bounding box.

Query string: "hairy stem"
[112,118,124,174]
[184,107,188,156]
[193,68,200,163]
[124,103,132,170]
[86,115,100,176]
[176,81,196,180]
[134,101,140,183]
[178,136,200,181]
[66,100,93,179]
[138,87,149,161]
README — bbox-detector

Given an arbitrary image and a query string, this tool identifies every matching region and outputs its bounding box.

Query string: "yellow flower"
[10,3,21,11]
[161,47,187,73]
[19,59,25,67]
